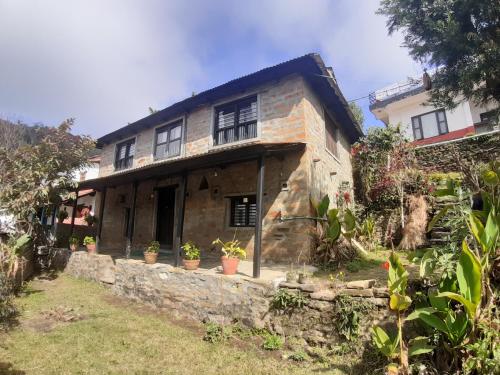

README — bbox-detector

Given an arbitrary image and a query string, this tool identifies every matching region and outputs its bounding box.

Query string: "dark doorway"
[156,186,176,248]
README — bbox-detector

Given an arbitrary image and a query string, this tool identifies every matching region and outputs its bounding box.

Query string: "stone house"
[78,54,362,277]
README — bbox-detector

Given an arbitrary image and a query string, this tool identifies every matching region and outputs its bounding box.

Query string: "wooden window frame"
[411,109,449,140]
[229,195,257,227]
[324,110,339,157]
[213,96,258,146]
[154,120,183,160]
[114,138,135,171]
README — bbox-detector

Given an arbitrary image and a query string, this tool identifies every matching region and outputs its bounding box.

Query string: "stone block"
[373,287,389,297]
[366,297,389,307]
[338,288,374,297]
[345,279,376,289]
[310,290,336,301]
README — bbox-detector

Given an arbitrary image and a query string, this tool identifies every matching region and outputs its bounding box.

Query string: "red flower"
[381,261,390,271]
[335,192,339,198]
[343,191,351,204]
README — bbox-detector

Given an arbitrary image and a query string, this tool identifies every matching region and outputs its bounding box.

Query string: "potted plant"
[297,264,312,284]
[181,241,200,270]
[212,237,246,275]
[57,209,69,223]
[83,236,96,254]
[68,235,79,252]
[144,240,160,264]
[84,214,98,227]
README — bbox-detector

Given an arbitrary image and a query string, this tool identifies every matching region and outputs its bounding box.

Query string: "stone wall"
[415,131,500,172]
[303,81,354,201]
[63,252,390,348]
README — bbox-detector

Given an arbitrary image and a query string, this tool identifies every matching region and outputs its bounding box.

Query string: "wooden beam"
[69,189,79,240]
[253,155,265,278]
[173,173,187,267]
[95,188,107,252]
[125,182,138,259]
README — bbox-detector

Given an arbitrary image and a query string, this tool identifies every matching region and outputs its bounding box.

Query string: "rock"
[338,288,374,297]
[297,283,321,293]
[366,297,389,307]
[310,290,336,301]
[345,279,376,289]
[279,282,301,289]
[373,287,389,297]
[308,300,332,311]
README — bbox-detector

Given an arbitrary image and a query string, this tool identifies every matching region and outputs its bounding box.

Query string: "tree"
[349,102,365,130]
[378,0,500,110]
[0,119,95,244]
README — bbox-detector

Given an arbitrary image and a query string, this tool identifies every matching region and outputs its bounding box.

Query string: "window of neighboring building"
[214,96,257,145]
[411,109,448,140]
[325,111,338,157]
[229,195,257,227]
[154,120,182,159]
[115,138,135,170]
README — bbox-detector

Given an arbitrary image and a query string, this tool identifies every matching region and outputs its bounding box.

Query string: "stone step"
[430,238,449,245]
[430,231,450,239]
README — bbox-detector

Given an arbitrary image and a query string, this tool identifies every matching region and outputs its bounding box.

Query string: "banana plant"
[311,195,367,257]
[372,253,434,374]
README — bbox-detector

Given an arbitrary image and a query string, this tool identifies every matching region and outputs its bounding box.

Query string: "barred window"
[214,96,257,145]
[229,195,257,227]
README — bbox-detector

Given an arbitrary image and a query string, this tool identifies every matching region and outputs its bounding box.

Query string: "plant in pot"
[144,240,160,264]
[84,214,98,227]
[212,237,246,275]
[57,209,69,223]
[181,241,200,270]
[83,236,96,254]
[68,235,79,252]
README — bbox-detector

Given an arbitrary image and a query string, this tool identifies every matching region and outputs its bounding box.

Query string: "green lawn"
[0,275,377,375]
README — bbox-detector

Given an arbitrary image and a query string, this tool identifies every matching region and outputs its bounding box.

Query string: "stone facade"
[415,131,500,172]
[95,74,356,263]
[64,252,390,347]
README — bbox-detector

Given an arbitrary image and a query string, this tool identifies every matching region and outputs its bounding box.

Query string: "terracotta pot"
[183,259,200,270]
[70,244,77,252]
[221,256,239,275]
[144,252,158,264]
[86,244,96,254]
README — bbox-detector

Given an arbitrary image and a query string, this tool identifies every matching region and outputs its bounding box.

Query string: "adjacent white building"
[369,74,498,145]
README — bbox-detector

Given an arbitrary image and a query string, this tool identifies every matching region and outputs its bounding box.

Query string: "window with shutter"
[154,120,183,159]
[325,112,338,156]
[411,109,448,140]
[214,96,257,145]
[114,139,135,170]
[229,195,257,227]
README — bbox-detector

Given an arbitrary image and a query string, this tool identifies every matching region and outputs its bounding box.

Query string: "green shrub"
[271,289,308,311]
[68,235,79,246]
[262,334,284,350]
[288,351,307,362]
[203,322,230,344]
[0,272,18,326]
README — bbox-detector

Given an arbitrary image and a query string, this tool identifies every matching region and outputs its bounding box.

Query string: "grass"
[314,248,419,283]
[0,275,377,375]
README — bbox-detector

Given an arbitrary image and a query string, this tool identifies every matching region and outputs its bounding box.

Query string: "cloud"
[0,0,418,136]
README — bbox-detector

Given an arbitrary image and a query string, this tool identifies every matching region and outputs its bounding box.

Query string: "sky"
[0,0,423,138]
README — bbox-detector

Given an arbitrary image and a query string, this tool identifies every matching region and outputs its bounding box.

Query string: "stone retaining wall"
[63,251,390,347]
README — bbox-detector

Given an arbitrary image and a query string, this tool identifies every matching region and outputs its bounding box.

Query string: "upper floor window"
[325,111,338,157]
[214,96,257,146]
[114,139,135,170]
[411,109,448,140]
[154,120,182,159]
